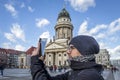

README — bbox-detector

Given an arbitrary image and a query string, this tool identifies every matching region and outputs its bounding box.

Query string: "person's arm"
[30,42,68,80]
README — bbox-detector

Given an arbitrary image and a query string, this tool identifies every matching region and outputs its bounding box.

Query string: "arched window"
[59,54,61,56]
[64,54,66,56]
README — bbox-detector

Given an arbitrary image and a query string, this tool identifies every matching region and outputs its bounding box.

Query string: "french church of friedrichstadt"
[44,7,73,67]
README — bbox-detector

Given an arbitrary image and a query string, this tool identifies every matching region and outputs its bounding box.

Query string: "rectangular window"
[59,61,61,66]
[49,61,51,66]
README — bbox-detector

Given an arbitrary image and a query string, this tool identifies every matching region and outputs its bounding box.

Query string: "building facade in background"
[18,52,27,68]
[95,49,110,67]
[111,59,120,67]
[0,48,27,68]
[0,48,7,66]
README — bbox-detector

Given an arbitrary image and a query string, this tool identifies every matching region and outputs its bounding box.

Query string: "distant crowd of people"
[47,65,68,73]
[110,65,119,73]
[45,64,120,74]
[102,64,119,73]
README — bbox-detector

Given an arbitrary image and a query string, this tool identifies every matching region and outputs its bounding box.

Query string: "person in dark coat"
[0,66,4,76]
[0,61,6,76]
[30,35,104,80]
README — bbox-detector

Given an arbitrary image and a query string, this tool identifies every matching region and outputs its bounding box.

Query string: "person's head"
[67,35,99,58]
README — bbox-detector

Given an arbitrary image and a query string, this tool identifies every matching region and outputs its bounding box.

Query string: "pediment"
[45,42,65,49]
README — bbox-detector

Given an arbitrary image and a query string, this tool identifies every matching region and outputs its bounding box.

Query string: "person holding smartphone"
[30,35,104,80]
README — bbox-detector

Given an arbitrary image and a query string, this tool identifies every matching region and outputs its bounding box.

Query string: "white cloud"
[77,18,120,60]
[11,23,25,41]
[109,45,120,60]
[2,42,13,49]
[78,18,120,39]
[39,31,51,43]
[40,31,50,39]
[4,3,17,16]
[4,33,16,42]
[89,24,107,35]
[110,46,120,54]
[78,20,89,35]
[36,18,50,28]
[95,33,106,39]
[4,23,25,43]
[108,18,120,33]
[2,42,25,51]
[99,42,109,49]
[15,44,25,51]
[28,6,34,12]
[66,0,95,12]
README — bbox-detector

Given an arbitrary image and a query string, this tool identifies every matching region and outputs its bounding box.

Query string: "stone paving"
[0,69,31,80]
[102,69,115,80]
[0,76,32,80]
[0,68,119,80]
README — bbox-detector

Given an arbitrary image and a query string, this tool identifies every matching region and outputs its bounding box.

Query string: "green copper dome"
[57,8,71,20]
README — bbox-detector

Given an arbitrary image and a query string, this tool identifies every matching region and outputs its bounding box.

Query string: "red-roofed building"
[6,49,23,68]
[0,48,25,68]
[23,46,36,68]
[26,46,36,55]
[0,48,7,67]
[0,47,38,69]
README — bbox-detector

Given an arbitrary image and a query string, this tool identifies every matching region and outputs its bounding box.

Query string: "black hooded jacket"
[31,55,104,80]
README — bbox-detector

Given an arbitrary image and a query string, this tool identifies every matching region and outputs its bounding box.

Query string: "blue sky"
[0,0,120,60]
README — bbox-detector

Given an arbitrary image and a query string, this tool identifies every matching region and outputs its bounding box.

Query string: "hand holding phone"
[39,38,47,57]
[31,38,47,60]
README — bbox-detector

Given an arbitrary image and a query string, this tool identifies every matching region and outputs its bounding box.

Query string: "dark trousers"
[0,70,3,76]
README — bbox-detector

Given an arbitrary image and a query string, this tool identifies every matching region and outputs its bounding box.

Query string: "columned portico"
[45,47,68,67]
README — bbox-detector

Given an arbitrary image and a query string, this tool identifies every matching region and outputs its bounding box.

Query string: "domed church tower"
[45,7,74,67]
[55,8,73,40]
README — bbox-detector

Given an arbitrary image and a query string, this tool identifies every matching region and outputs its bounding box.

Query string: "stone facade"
[18,53,27,68]
[111,59,120,67]
[0,48,26,68]
[95,49,110,67]
[0,48,7,65]
[45,40,69,67]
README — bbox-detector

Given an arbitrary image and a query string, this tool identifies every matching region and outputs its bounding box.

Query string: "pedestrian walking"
[0,62,5,76]
[30,35,104,80]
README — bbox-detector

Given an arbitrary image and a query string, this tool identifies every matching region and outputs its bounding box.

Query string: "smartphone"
[39,38,47,56]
